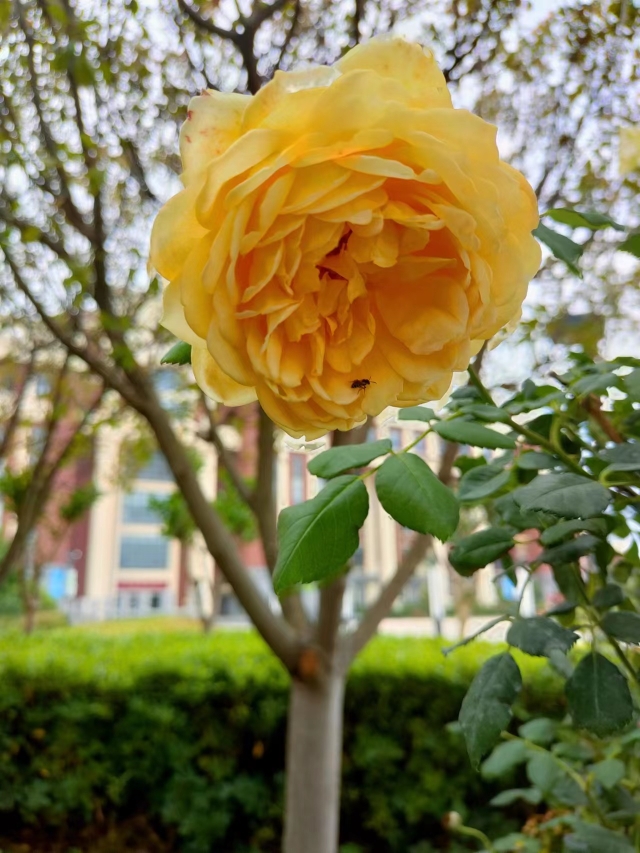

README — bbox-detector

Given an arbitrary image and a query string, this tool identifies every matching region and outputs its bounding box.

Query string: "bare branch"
[199,391,253,505]
[176,0,240,44]
[251,406,309,632]
[343,343,493,662]
[318,421,370,662]
[7,250,301,668]
[179,0,292,94]
[253,405,278,568]
[2,249,146,411]
[317,575,346,662]
[0,377,104,586]
[246,0,290,30]
[199,398,308,633]
[139,392,302,671]
[0,197,71,264]
[273,0,300,72]
[235,30,263,94]
[344,431,460,664]
[0,349,38,460]
[351,0,365,46]
[123,139,161,203]
[15,2,95,242]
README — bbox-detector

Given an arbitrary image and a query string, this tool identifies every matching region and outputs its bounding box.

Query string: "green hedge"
[0,627,563,852]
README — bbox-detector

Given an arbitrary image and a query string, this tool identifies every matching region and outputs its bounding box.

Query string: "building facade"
[1,361,503,624]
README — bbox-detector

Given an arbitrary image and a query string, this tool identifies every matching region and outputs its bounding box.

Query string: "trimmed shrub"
[0,627,562,852]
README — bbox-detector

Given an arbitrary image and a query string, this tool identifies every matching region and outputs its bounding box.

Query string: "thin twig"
[199,392,253,506]
[176,0,240,43]
[273,0,300,72]
[442,615,510,656]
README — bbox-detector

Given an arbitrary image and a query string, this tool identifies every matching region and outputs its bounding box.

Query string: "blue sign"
[43,565,76,600]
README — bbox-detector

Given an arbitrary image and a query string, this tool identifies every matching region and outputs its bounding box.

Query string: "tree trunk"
[283,670,346,853]
[24,594,36,635]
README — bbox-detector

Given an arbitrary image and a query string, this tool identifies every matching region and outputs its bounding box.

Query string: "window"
[119,535,169,569]
[290,454,306,504]
[122,491,165,525]
[390,428,402,452]
[138,451,173,482]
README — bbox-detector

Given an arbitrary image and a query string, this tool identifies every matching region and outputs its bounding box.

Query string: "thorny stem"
[442,615,509,656]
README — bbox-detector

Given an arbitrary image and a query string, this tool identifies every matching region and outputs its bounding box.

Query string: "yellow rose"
[620,126,640,175]
[151,38,541,439]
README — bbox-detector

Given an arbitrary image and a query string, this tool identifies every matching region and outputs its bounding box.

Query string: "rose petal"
[180,91,248,185]
[192,346,257,406]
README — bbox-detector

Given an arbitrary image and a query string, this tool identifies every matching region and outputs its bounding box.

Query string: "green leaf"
[567,821,635,853]
[516,451,558,471]
[518,717,558,745]
[526,753,587,806]
[505,383,563,415]
[397,406,437,423]
[551,565,583,605]
[492,833,542,852]
[273,476,369,594]
[622,368,640,400]
[375,454,459,541]
[307,439,392,479]
[494,493,548,532]
[545,208,625,231]
[546,600,577,616]
[433,420,516,450]
[566,653,633,737]
[454,455,487,475]
[617,233,640,259]
[458,403,512,424]
[540,518,608,546]
[589,759,625,790]
[481,739,528,779]
[537,534,601,566]
[572,372,619,397]
[507,617,578,657]
[598,443,640,472]
[592,584,625,610]
[600,611,640,644]
[450,528,515,576]
[533,221,583,276]
[514,473,610,519]
[160,341,192,365]
[490,788,542,808]
[459,653,522,769]
[458,464,512,502]
[548,648,575,679]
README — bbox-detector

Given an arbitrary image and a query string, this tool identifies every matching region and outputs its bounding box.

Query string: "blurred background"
[0,1,638,851]
[1,0,638,633]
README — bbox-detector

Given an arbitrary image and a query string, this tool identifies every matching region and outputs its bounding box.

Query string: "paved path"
[377,615,509,643]
[215,614,510,643]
